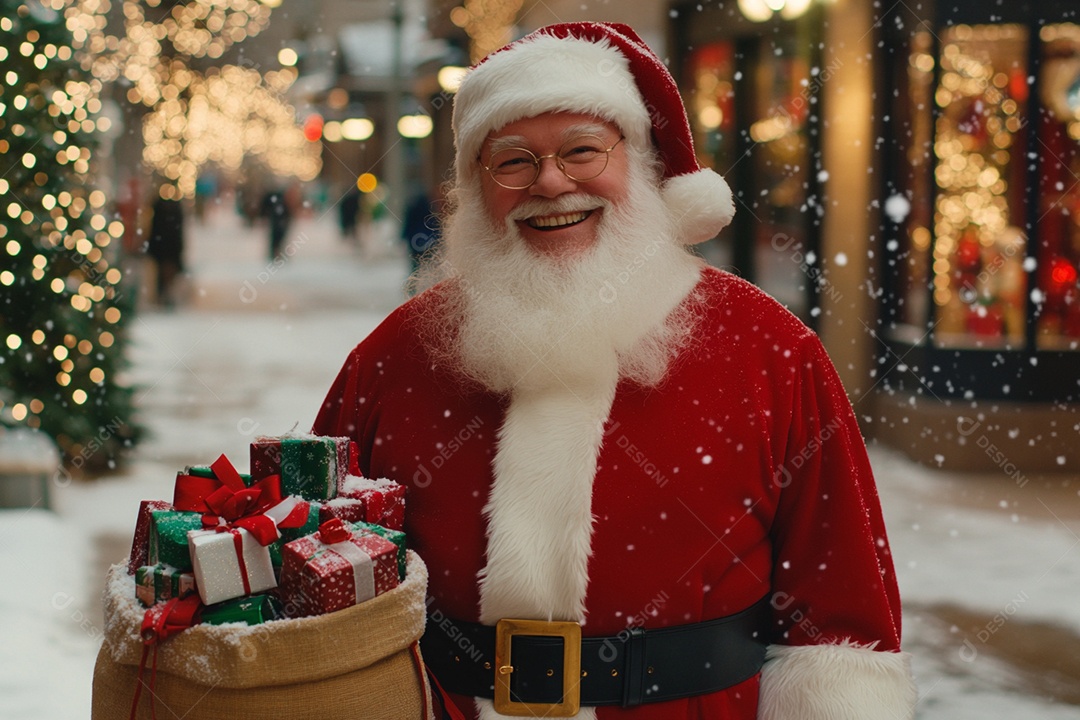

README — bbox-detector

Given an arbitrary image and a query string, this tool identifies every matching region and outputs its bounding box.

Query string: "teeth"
[528,211,588,228]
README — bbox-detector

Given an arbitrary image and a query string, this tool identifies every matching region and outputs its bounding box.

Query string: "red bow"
[200,472,287,546]
[174,454,265,513]
[175,455,308,547]
[318,517,351,545]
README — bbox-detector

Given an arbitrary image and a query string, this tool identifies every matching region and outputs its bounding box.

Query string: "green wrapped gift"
[148,510,203,571]
[185,464,253,485]
[351,520,406,581]
[200,593,284,626]
[268,501,321,567]
[135,564,196,607]
[250,435,347,501]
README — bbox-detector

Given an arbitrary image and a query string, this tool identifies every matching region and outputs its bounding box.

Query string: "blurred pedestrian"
[146,195,185,308]
[261,186,295,261]
[339,187,361,244]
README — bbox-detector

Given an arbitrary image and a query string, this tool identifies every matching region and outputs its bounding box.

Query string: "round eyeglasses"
[480,135,625,190]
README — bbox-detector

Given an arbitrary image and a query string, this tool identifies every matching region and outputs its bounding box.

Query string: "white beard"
[421,157,704,396]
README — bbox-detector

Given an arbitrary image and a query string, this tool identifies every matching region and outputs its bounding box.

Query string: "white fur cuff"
[758,641,917,720]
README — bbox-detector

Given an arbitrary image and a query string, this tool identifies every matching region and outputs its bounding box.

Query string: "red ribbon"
[219,527,253,596]
[317,517,351,545]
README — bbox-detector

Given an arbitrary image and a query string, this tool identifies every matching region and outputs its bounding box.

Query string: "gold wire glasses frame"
[480,135,626,190]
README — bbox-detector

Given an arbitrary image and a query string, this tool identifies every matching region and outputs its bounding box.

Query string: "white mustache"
[506,194,609,222]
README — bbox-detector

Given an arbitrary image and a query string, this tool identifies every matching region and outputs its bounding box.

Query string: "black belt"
[422,594,769,714]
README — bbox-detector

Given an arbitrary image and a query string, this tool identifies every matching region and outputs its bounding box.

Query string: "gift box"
[200,593,284,626]
[279,519,399,617]
[318,497,367,526]
[148,510,204,572]
[352,520,407,582]
[188,527,277,605]
[128,500,171,574]
[339,475,406,531]
[135,564,196,607]
[250,434,349,501]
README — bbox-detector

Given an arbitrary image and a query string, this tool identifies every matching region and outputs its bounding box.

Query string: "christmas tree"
[0,0,139,471]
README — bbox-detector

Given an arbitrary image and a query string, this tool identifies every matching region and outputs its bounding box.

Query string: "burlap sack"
[92,550,433,720]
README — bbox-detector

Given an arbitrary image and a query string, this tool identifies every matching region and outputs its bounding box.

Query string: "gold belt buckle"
[493,618,582,717]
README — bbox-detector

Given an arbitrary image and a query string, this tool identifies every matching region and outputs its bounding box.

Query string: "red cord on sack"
[418,644,467,720]
[129,595,201,720]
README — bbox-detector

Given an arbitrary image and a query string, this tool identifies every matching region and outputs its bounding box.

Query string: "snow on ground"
[871,444,1080,717]
[2,205,1079,718]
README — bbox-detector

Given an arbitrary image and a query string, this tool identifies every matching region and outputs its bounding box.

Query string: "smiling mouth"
[524,210,592,230]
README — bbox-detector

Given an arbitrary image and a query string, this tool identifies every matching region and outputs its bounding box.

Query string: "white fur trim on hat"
[664,168,736,245]
[453,34,652,184]
[758,641,917,720]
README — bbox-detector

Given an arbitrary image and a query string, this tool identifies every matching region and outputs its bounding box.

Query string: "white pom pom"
[663,169,735,245]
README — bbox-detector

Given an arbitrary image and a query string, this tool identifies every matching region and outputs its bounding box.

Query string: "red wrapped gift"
[128,500,171,575]
[318,497,367,526]
[338,475,406,531]
[279,518,399,618]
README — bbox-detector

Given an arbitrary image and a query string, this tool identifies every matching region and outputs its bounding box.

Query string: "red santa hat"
[451,22,735,245]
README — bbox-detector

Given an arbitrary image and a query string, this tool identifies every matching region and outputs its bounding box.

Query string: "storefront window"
[746,35,815,317]
[891,21,1080,354]
[1035,24,1080,350]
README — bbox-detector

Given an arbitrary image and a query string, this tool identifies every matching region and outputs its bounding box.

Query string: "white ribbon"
[325,539,375,603]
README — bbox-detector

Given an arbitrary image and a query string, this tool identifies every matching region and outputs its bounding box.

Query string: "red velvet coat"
[313,266,907,719]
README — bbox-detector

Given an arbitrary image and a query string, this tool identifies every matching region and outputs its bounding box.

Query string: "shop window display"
[891,22,1080,353]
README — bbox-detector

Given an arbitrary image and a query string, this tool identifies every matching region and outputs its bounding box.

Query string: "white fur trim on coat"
[758,641,917,720]
[478,384,615,624]
[476,384,614,720]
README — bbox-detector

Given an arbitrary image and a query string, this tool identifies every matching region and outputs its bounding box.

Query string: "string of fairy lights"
[1,7,125,427]
[449,0,524,63]
[52,0,319,198]
[929,24,1023,308]
[142,63,318,198]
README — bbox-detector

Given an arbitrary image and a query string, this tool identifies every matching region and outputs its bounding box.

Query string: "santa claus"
[313,22,916,720]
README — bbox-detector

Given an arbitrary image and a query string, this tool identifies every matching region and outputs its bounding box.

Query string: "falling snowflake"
[884,194,911,223]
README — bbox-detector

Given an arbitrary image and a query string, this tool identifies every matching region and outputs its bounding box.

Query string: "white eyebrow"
[486,135,528,155]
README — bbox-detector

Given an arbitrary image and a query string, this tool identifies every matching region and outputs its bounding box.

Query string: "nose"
[529,155,577,198]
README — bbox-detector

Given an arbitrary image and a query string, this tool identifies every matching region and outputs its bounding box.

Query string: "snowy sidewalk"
[3,207,1079,718]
